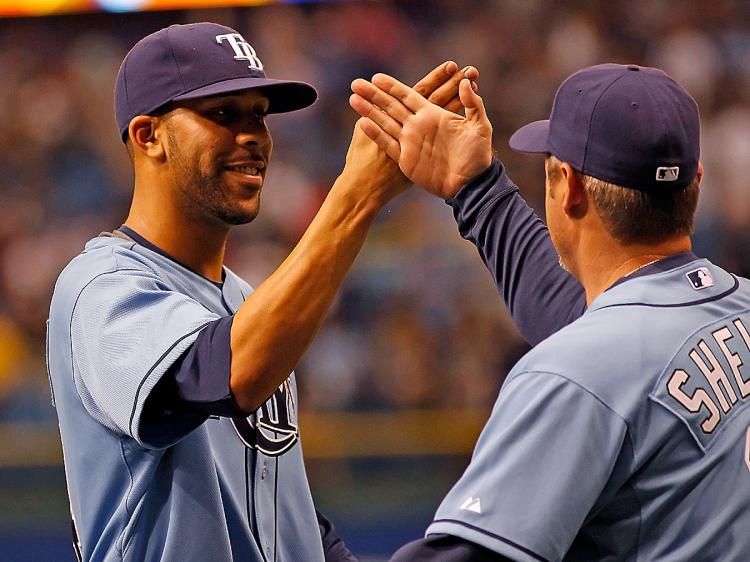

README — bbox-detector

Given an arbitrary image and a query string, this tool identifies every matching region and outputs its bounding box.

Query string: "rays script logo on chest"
[231,379,298,456]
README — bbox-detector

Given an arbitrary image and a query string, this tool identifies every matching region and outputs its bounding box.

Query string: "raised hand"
[341,62,484,204]
[350,73,494,199]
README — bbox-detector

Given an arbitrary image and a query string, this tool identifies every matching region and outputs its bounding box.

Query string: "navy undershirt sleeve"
[390,534,511,562]
[316,509,358,562]
[446,158,587,346]
[164,316,248,417]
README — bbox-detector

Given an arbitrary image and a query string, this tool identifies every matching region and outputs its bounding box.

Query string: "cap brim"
[173,77,318,113]
[508,119,551,153]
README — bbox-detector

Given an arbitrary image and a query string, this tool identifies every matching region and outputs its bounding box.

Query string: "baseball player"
[350,64,750,560]
[45,22,475,561]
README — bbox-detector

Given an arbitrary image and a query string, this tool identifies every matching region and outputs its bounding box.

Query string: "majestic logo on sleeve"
[460,496,482,514]
[215,33,264,71]
[231,379,298,456]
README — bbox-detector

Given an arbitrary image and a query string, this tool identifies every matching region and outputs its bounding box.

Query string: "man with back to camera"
[45,21,477,561]
[350,64,750,560]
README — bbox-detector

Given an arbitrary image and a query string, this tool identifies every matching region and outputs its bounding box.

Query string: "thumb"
[459,78,487,123]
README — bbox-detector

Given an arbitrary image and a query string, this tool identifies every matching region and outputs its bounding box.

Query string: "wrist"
[332,168,400,217]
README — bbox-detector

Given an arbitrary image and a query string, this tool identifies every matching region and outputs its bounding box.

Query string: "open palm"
[350,74,494,199]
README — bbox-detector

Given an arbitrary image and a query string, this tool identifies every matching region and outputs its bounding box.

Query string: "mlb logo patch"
[656,166,680,182]
[686,267,714,290]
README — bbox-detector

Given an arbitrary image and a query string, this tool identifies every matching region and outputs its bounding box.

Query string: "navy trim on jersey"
[118,226,224,288]
[167,316,248,417]
[390,533,511,562]
[430,520,549,562]
[128,322,211,436]
[274,457,279,562]
[245,448,253,535]
[598,275,740,311]
[609,252,698,289]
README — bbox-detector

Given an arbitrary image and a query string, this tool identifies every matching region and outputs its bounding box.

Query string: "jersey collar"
[117,225,225,289]
[608,251,698,290]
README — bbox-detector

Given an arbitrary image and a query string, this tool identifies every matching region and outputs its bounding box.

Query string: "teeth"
[228,165,260,175]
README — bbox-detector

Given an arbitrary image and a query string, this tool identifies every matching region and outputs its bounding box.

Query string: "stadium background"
[2,0,750,559]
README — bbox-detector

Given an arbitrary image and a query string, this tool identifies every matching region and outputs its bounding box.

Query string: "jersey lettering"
[231,379,298,456]
[690,340,737,412]
[662,317,750,439]
[714,326,750,398]
[667,369,721,433]
[745,426,750,473]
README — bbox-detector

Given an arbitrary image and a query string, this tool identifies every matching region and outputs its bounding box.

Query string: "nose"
[236,126,271,152]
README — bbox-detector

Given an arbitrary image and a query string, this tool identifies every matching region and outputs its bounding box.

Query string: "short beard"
[166,127,259,226]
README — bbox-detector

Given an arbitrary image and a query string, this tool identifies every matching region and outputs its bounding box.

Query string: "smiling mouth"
[225,165,262,177]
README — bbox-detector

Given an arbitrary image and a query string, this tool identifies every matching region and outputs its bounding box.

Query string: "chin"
[215,197,261,226]
[220,209,260,226]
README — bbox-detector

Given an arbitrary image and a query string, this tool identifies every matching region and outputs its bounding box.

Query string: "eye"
[206,105,238,123]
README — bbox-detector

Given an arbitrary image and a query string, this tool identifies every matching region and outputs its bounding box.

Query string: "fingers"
[413,60,458,99]
[358,117,401,162]
[427,65,479,109]
[441,81,479,114]
[349,92,403,139]
[459,78,487,123]
[351,77,415,124]
[371,73,428,113]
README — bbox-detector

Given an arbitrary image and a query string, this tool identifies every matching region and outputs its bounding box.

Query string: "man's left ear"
[696,161,704,184]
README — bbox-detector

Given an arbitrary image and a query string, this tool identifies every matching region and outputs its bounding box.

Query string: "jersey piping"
[127,321,211,436]
[431,519,549,562]
[596,275,739,311]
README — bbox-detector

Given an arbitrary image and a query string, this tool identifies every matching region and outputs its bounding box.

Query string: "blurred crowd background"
[2,0,750,559]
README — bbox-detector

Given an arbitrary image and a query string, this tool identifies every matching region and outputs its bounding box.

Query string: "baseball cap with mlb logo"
[508,63,700,191]
[115,22,317,141]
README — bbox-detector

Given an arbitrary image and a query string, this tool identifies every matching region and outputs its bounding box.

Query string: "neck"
[573,236,692,305]
[125,195,229,283]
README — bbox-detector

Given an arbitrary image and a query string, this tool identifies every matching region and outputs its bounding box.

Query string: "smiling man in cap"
[46,22,474,561]
[350,63,750,560]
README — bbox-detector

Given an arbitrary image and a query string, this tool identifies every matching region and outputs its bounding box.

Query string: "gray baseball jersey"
[427,257,750,561]
[47,233,324,561]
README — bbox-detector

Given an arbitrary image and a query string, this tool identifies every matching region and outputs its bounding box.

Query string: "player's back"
[520,258,750,561]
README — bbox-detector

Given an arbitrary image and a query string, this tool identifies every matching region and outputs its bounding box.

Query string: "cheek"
[262,130,273,161]
[545,190,565,250]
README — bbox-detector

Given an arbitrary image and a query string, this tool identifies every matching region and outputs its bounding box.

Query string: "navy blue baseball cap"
[509,63,700,191]
[115,22,318,141]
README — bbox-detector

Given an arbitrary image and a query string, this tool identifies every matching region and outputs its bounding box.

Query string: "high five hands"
[350,69,494,199]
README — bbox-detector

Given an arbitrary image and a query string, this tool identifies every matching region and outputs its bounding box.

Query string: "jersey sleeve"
[446,160,587,345]
[70,268,222,448]
[427,371,629,562]
[390,533,511,561]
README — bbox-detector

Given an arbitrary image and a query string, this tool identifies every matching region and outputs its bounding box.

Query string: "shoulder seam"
[506,370,631,429]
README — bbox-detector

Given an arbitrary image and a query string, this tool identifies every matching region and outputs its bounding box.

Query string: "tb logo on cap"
[216,33,264,71]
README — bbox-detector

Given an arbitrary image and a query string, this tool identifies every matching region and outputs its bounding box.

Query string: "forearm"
[229,172,386,412]
[448,159,586,345]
